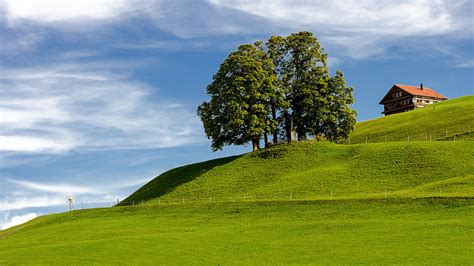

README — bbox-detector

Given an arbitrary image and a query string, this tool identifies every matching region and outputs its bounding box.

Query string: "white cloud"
[1,0,471,60]
[0,195,65,211]
[0,62,202,154]
[3,0,129,23]
[209,0,456,36]
[207,0,472,59]
[0,176,150,212]
[0,213,38,230]
[8,179,96,195]
[7,177,150,196]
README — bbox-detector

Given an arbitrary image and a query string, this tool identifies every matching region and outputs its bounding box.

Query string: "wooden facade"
[379,84,447,116]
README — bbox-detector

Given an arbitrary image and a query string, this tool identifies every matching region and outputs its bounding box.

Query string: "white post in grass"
[407,135,410,142]
[366,136,368,144]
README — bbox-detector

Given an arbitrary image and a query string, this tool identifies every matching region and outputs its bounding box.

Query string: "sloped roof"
[394,84,447,99]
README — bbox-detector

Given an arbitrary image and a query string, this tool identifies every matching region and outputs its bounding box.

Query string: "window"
[393,91,402,98]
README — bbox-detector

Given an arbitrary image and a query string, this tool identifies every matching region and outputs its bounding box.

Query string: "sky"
[0,0,473,229]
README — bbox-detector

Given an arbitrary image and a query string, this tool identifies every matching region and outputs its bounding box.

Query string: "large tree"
[268,31,331,141]
[198,32,356,152]
[197,42,278,151]
[319,71,357,141]
[266,31,355,142]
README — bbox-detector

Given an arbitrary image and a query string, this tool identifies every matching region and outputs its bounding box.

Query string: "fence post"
[429,134,432,141]
[385,136,388,142]
[132,200,134,206]
[407,135,410,142]
[365,136,368,144]
[158,198,161,205]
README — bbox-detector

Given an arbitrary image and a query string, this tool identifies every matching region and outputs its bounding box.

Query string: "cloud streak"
[2,0,472,60]
[0,62,202,154]
[0,176,151,211]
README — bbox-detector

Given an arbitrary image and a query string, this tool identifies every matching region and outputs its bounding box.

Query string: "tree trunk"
[284,112,292,143]
[297,128,306,141]
[252,137,260,151]
[264,132,269,148]
[271,103,278,143]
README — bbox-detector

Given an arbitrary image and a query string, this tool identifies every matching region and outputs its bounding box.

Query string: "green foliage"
[349,95,474,143]
[321,71,357,141]
[0,199,472,264]
[199,31,357,151]
[266,31,356,142]
[197,42,277,151]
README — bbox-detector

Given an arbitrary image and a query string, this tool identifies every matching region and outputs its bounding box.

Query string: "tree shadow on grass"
[119,155,242,205]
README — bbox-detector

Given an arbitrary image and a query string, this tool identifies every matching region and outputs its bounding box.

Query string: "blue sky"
[0,0,473,229]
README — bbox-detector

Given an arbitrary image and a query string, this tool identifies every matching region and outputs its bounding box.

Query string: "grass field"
[0,198,472,264]
[121,141,474,205]
[1,96,473,264]
[349,95,474,143]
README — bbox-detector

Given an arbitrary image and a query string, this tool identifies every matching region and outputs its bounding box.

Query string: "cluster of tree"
[198,31,356,151]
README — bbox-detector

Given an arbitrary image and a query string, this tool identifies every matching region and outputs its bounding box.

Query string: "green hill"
[349,95,474,143]
[121,141,473,205]
[1,96,473,264]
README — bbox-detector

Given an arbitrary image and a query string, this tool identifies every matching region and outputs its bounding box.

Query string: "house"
[379,84,447,116]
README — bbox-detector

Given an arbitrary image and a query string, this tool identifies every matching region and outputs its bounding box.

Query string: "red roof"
[394,84,447,99]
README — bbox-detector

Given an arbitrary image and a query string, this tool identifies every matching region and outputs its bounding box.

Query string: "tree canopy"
[197,42,278,151]
[198,32,356,151]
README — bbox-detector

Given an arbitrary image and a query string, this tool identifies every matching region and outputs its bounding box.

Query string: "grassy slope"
[0,198,472,264]
[1,96,473,264]
[121,141,474,205]
[349,95,474,143]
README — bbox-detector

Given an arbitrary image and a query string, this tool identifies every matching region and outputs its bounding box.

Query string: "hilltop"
[121,96,474,205]
[121,141,473,205]
[349,95,474,143]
